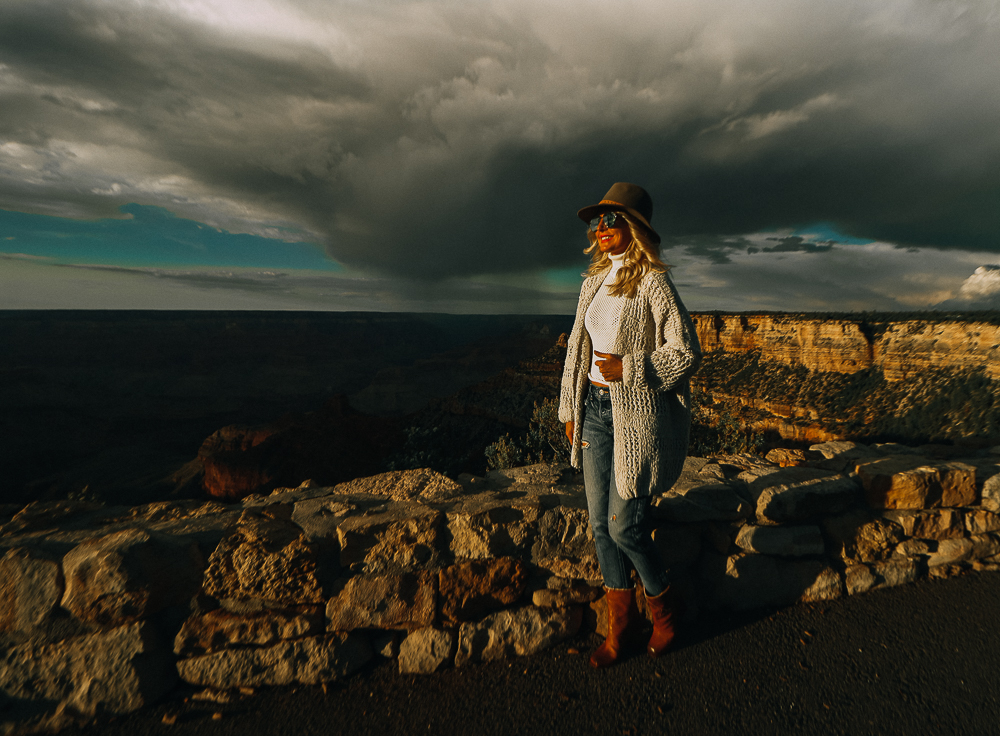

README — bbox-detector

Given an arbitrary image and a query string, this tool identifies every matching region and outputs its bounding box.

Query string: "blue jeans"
[582,383,669,595]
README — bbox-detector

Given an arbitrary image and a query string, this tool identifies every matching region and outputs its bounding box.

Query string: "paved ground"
[70,571,1000,736]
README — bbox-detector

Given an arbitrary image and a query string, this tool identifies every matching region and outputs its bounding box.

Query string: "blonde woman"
[558,182,701,668]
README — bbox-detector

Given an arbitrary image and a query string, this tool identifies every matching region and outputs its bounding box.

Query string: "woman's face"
[595,212,630,256]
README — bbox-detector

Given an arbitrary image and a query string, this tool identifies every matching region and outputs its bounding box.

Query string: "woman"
[558,182,701,668]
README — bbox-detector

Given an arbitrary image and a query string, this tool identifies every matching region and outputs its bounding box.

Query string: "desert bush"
[485,398,570,470]
[689,390,765,457]
[484,433,526,471]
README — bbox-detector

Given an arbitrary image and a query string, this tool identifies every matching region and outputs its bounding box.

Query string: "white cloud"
[933,264,1000,309]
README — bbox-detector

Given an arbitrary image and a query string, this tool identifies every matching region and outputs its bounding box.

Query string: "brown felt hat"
[577,182,660,244]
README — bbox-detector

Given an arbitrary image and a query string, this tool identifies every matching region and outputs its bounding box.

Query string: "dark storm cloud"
[755,236,834,255]
[1,0,999,283]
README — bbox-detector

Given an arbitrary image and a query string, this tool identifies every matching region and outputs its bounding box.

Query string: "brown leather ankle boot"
[589,587,637,668]
[645,586,679,657]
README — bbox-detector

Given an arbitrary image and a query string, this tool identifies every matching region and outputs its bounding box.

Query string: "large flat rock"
[740,467,859,524]
[336,501,445,572]
[857,456,977,509]
[202,512,325,606]
[61,528,204,627]
[326,571,437,631]
[1,622,176,721]
[734,525,825,557]
[438,557,528,625]
[0,547,63,633]
[454,606,582,667]
[176,632,371,688]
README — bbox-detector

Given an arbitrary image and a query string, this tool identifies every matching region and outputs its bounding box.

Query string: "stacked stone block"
[3,444,1000,731]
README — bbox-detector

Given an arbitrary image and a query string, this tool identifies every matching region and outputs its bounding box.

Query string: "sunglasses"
[588,212,626,231]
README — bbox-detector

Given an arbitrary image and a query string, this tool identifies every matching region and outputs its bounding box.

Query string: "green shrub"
[689,389,765,457]
[485,433,525,471]
[485,398,570,470]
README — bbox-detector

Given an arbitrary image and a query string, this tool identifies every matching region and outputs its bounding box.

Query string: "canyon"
[690,313,1000,448]
[693,312,1000,381]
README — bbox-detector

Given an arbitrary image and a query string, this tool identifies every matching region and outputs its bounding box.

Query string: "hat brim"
[577,203,660,244]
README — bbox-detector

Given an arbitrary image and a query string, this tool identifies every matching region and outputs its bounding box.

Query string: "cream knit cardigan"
[558,268,702,499]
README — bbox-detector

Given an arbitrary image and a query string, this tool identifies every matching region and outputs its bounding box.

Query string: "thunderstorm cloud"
[1,0,999,307]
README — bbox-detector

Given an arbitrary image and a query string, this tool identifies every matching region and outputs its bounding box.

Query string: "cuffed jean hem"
[581,383,669,596]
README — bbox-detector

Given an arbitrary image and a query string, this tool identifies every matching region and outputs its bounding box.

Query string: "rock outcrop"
[691,314,1000,446]
[693,314,1000,380]
[4,439,1000,732]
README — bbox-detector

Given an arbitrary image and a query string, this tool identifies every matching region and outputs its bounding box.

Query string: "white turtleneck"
[584,252,627,384]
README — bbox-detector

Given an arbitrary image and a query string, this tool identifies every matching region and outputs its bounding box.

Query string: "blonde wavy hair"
[583,214,670,298]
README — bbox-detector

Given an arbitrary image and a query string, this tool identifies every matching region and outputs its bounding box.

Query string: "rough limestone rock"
[176,632,371,687]
[174,606,324,656]
[398,628,455,674]
[800,567,843,602]
[870,559,919,589]
[0,622,175,720]
[532,582,603,608]
[332,468,464,502]
[713,554,840,610]
[845,564,876,595]
[882,508,965,540]
[896,539,933,558]
[651,483,753,523]
[531,504,598,580]
[438,558,528,625]
[532,505,594,562]
[966,510,1000,535]
[981,472,1000,513]
[291,495,360,541]
[0,547,63,633]
[336,501,445,572]
[740,467,858,524]
[446,496,542,560]
[809,441,879,463]
[61,528,204,627]
[765,448,824,467]
[326,572,436,631]
[202,512,324,606]
[927,537,974,568]
[857,456,977,509]
[970,533,1000,560]
[734,525,825,557]
[454,606,582,667]
[822,512,904,563]
[0,500,110,536]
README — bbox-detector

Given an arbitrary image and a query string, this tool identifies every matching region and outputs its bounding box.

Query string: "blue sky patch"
[0,204,340,271]
[792,223,875,246]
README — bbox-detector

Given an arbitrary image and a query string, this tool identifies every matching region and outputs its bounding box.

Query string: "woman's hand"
[594,351,623,382]
[565,421,574,444]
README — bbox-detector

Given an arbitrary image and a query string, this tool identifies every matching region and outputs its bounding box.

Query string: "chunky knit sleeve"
[620,273,701,392]
[559,277,598,423]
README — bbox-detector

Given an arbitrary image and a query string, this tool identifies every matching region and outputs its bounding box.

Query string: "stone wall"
[692,314,1000,381]
[3,443,1000,731]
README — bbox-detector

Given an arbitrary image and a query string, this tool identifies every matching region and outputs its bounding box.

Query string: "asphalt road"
[71,571,1000,736]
